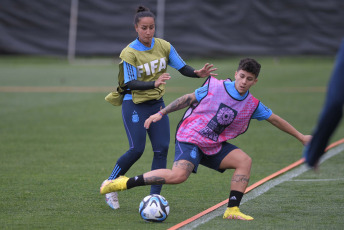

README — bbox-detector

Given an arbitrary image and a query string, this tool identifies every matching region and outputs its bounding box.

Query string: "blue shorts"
[174,140,238,173]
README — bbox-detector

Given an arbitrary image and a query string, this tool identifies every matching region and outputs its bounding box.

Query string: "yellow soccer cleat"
[100,176,129,195]
[223,206,254,220]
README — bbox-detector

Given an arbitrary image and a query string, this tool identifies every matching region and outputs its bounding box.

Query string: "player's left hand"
[144,113,163,129]
[194,63,218,78]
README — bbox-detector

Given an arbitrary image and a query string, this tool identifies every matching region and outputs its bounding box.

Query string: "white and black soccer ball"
[139,194,170,222]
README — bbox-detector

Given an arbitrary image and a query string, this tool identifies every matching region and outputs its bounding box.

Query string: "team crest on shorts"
[190,147,197,159]
[132,110,139,123]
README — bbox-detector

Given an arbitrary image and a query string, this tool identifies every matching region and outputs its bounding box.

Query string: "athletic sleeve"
[252,102,273,121]
[194,85,209,102]
[123,61,155,90]
[178,65,199,78]
[123,61,137,84]
[168,44,186,70]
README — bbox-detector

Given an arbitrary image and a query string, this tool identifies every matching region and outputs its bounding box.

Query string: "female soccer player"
[101,5,217,210]
[101,58,312,220]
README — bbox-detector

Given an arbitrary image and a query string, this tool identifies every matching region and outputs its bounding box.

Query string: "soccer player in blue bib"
[101,5,217,210]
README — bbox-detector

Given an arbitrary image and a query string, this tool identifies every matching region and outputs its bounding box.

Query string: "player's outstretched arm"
[144,92,197,129]
[266,113,312,146]
[194,63,218,78]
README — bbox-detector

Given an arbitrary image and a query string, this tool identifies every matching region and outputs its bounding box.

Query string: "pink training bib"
[176,76,259,155]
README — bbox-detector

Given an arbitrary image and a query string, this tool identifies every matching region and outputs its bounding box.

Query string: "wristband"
[158,111,164,117]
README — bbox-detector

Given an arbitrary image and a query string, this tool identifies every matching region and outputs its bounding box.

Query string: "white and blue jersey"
[123,38,186,101]
[195,81,272,120]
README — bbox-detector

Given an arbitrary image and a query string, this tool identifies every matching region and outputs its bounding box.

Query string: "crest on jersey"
[199,103,237,142]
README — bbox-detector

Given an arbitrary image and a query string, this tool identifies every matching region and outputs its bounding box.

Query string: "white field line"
[180,143,344,230]
[291,178,344,182]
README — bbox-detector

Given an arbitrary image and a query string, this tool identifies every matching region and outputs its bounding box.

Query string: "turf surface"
[0,56,343,229]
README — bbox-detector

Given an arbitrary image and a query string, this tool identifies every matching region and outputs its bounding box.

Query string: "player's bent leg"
[168,160,194,184]
[144,160,194,184]
[100,160,194,195]
[219,149,252,192]
[223,207,254,220]
[219,149,252,171]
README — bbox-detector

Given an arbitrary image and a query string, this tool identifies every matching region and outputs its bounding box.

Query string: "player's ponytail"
[134,5,155,25]
[137,6,148,13]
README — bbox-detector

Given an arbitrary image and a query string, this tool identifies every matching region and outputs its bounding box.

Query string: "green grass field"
[0,56,343,229]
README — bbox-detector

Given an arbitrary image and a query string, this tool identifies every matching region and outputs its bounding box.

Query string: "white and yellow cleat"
[100,176,129,195]
[223,206,254,220]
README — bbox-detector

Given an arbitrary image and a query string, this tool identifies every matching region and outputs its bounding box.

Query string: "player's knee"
[127,147,145,159]
[173,176,188,184]
[246,155,252,165]
[241,154,252,169]
[170,172,189,184]
[153,149,168,159]
[153,144,169,158]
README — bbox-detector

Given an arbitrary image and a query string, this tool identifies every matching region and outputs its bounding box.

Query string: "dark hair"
[237,58,261,78]
[134,6,155,25]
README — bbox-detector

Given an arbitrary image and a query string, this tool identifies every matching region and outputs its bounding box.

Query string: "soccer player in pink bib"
[101,58,312,220]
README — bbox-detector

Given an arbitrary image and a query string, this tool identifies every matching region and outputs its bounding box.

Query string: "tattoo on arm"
[231,174,250,184]
[162,93,197,115]
[144,176,166,185]
[173,161,194,177]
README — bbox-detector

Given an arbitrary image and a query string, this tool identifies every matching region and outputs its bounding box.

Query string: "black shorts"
[174,140,238,173]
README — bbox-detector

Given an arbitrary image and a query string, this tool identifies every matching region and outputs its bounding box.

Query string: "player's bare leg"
[100,160,194,194]
[143,160,194,185]
[219,149,251,192]
[220,149,253,220]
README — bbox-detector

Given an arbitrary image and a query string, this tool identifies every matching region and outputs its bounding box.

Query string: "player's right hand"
[154,73,171,87]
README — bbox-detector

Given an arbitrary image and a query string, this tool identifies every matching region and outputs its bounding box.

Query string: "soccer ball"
[139,194,170,222]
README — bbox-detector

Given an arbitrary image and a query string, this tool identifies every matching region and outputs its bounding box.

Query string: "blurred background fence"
[1,0,344,59]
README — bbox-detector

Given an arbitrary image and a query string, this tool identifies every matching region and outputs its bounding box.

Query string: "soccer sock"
[228,190,244,207]
[127,175,145,189]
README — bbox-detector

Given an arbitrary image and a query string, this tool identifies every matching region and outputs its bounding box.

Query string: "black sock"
[127,175,145,189]
[228,190,244,207]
